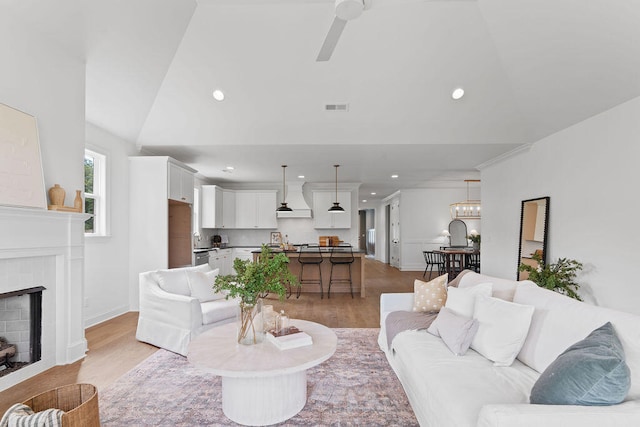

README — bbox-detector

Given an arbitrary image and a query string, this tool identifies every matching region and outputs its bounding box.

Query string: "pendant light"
[449,179,481,219]
[328,164,345,213]
[276,165,293,212]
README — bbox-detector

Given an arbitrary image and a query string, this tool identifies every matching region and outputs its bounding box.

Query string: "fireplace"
[0,287,44,377]
[0,206,89,391]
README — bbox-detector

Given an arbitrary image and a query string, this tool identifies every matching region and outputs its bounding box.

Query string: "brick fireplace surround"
[0,206,89,391]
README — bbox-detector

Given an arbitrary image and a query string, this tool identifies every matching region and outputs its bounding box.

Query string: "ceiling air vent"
[324,103,349,112]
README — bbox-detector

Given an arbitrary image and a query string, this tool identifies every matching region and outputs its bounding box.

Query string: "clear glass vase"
[237,298,264,345]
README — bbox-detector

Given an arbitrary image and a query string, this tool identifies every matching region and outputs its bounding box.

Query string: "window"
[84,149,107,236]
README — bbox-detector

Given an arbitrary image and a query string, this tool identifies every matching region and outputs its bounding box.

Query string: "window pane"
[85,197,95,233]
[84,156,94,193]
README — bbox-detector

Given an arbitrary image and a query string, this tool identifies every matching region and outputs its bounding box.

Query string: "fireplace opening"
[0,286,44,378]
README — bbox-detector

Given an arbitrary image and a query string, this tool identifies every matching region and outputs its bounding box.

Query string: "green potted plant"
[518,252,583,301]
[468,234,481,250]
[214,244,299,344]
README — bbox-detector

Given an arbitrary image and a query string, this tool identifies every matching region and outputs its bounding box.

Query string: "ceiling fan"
[315,0,476,62]
[316,0,372,62]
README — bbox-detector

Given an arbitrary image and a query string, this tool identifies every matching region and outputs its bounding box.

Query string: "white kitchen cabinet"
[232,247,259,273]
[233,247,259,263]
[312,191,351,229]
[234,191,277,228]
[221,189,236,228]
[201,186,236,229]
[168,161,194,204]
[201,185,222,228]
[209,248,233,276]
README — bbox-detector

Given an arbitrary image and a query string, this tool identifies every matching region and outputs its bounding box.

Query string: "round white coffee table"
[187,319,337,426]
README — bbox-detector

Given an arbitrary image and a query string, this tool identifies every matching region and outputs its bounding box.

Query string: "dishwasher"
[194,251,210,266]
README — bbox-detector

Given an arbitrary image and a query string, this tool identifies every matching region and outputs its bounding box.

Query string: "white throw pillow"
[471,296,535,366]
[412,274,448,312]
[444,282,492,318]
[427,307,479,356]
[188,269,225,302]
[155,269,191,296]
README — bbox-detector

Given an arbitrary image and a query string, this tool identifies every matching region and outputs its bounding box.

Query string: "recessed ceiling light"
[391,174,399,179]
[451,87,465,100]
[225,166,234,170]
[362,199,367,203]
[298,175,305,179]
[371,192,376,195]
[212,89,225,101]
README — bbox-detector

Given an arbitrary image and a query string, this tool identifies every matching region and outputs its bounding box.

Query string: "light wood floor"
[0,259,423,413]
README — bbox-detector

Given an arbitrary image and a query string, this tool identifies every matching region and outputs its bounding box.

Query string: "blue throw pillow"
[530,322,630,406]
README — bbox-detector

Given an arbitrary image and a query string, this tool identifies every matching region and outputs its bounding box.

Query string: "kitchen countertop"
[252,247,366,254]
[193,245,262,253]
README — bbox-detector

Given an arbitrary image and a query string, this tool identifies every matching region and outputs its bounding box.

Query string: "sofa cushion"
[155,269,191,296]
[427,307,479,356]
[471,296,534,366]
[445,282,492,318]
[514,282,640,400]
[412,274,448,313]
[458,271,523,301]
[201,298,239,325]
[390,330,539,427]
[188,269,225,302]
[530,322,631,406]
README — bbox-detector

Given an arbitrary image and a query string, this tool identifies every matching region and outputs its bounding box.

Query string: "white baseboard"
[85,304,130,328]
[399,263,425,272]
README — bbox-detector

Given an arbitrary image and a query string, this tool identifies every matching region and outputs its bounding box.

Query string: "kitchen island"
[253,248,367,298]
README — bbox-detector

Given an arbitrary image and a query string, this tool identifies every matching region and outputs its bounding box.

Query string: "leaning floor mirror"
[517,197,549,280]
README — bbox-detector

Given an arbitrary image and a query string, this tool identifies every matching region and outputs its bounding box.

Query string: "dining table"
[434,247,480,281]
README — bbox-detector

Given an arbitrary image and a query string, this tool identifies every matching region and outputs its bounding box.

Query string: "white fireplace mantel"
[0,205,90,391]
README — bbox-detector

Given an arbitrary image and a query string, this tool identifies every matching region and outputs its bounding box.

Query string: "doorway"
[358,209,375,256]
[389,199,400,268]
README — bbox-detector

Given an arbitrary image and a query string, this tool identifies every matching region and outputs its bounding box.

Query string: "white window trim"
[85,148,109,237]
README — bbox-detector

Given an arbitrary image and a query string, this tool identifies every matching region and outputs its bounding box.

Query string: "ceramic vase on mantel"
[74,190,83,212]
[237,299,264,345]
[48,184,65,206]
[473,242,480,251]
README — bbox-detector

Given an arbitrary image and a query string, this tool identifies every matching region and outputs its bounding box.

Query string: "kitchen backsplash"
[200,218,357,247]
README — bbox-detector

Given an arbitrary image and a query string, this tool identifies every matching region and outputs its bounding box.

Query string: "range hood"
[277,183,312,218]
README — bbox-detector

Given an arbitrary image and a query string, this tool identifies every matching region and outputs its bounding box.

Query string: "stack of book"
[266,326,313,350]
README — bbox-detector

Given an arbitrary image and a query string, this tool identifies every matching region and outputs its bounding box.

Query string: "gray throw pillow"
[530,322,630,406]
[427,307,479,356]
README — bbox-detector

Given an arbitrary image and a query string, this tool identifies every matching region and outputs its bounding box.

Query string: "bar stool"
[297,244,324,299]
[329,243,355,298]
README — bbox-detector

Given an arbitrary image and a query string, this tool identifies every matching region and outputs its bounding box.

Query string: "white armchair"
[136,264,239,356]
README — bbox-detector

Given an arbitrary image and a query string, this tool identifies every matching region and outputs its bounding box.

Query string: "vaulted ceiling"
[4,0,640,201]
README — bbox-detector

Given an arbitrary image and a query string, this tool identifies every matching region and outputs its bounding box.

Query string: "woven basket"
[22,383,100,427]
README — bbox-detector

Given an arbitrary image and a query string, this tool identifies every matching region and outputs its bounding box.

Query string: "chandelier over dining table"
[450,179,481,219]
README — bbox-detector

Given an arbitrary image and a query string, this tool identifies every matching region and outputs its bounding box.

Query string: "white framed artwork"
[0,103,47,209]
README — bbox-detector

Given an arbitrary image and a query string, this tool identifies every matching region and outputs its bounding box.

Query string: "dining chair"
[422,251,445,279]
[466,252,481,273]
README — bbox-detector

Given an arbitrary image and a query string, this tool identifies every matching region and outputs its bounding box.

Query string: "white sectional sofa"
[379,272,640,427]
[136,264,239,356]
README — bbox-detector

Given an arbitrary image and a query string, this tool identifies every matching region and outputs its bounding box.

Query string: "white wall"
[84,123,138,326]
[376,188,481,271]
[482,96,640,315]
[0,16,85,202]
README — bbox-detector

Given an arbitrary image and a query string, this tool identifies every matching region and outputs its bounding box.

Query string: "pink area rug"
[99,328,417,426]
